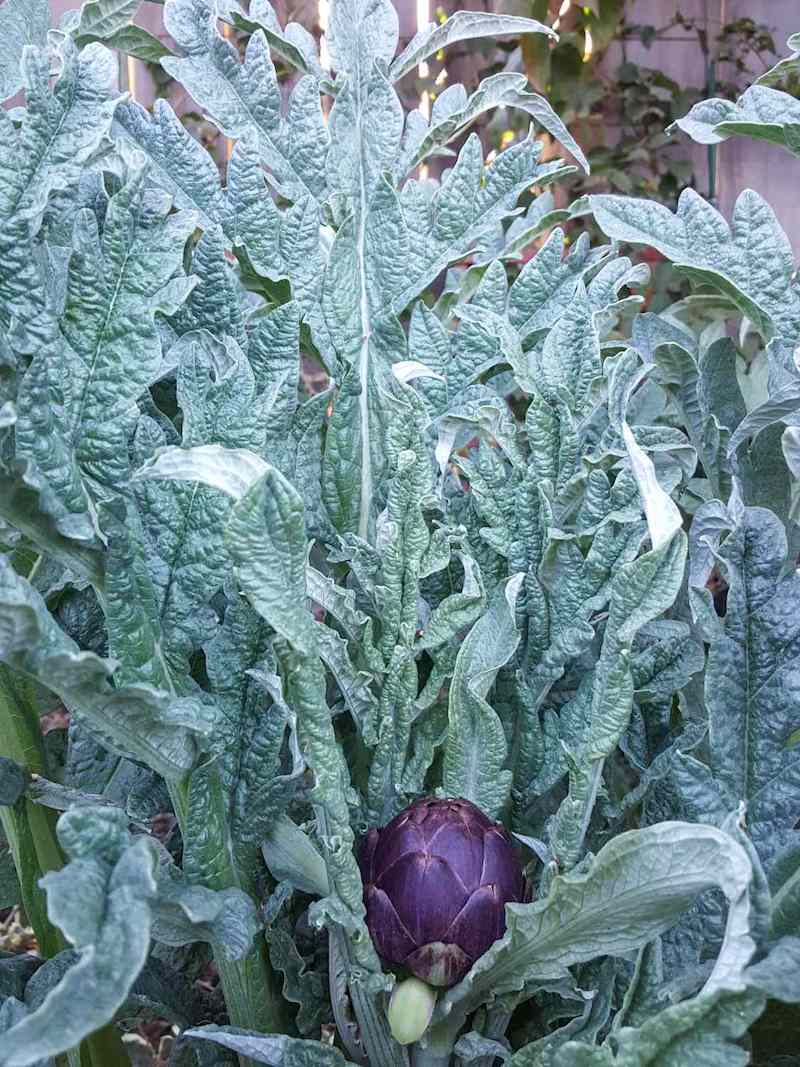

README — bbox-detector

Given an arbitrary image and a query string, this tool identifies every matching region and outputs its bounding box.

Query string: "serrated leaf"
[227,468,317,657]
[443,574,524,819]
[673,85,800,158]
[440,823,756,1021]
[700,507,800,869]
[184,1027,359,1066]
[162,0,328,202]
[0,558,212,779]
[0,807,156,1067]
[114,99,224,232]
[0,0,49,101]
[390,11,554,83]
[552,989,764,1067]
[591,188,800,343]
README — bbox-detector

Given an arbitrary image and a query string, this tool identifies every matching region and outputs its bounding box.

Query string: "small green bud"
[387,976,437,1046]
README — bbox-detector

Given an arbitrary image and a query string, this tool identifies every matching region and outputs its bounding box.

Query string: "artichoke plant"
[359,797,524,989]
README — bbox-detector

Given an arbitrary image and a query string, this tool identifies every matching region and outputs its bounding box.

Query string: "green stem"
[216,940,287,1034]
[166,774,288,1067]
[0,663,49,772]
[413,1002,471,1067]
[0,803,62,959]
[412,1023,458,1067]
[0,664,64,957]
[85,1021,130,1066]
[0,665,128,1067]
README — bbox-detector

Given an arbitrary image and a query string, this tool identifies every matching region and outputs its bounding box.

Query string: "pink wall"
[602,0,800,250]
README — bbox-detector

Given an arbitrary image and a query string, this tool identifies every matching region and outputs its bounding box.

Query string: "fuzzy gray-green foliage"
[0,3,799,1066]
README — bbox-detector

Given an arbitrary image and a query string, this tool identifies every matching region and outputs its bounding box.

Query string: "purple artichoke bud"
[358,797,523,988]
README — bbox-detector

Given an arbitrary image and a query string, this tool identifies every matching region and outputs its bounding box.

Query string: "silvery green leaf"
[225,138,330,357]
[510,962,617,1066]
[397,138,545,310]
[227,468,317,656]
[322,185,407,538]
[499,193,584,262]
[162,0,328,202]
[255,562,395,1060]
[417,552,485,652]
[0,951,40,1002]
[455,1031,510,1065]
[151,863,260,962]
[390,11,554,83]
[673,85,800,157]
[114,99,225,232]
[655,337,743,499]
[537,285,601,418]
[0,754,27,804]
[508,231,606,341]
[128,445,226,680]
[175,229,247,350]
[756,31,800,87]
[213,455,383,951]
[316,622,379,740]
[328,65,403,204]
[0,0,49,101]
[441,305,522,400]
[736,424,796,534]
[443,573,524,819]
[621,424,682,550]
[183,1026,359,1066]
[218,0,319,76]
[12,353,94,546]
[770,862,800,939]
[0,39,117,389]
[611,939,666,1033]
[440,822,756,1021]
[262,815,329,897]
[632,311,697,364]
[405,73,588,174]
[1,39,118,224]
[0,1000,53,1067]
[204,602,304,881]
[306,564,373,644]
[552,989,764,1067]
[100,497,171,690]
[441,393,525,471]
[470,260,509,315]
[744,937,800,1003]
[726,379,800,456]
[266,922,329,1036]
[75,0,139,40]
[588,257,649,316]
[236,696,306,861]
[82,23,173,62]
[783,424,800,476]
[327,0,398,74]
[550,489,687,866]
[366,423,433,816]
[630,622,704,703]
[56,169,196,469]
[700,507,800,868]
[591,188,800,344]
[136,432,267,492]
[0,558,212,778]
[0,807,156,1067]
[0,844,21,910]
